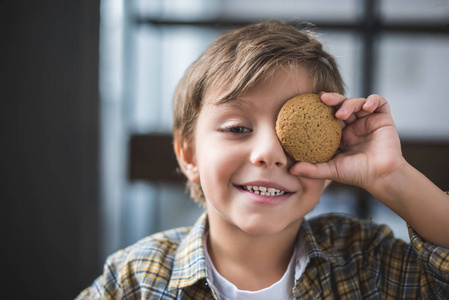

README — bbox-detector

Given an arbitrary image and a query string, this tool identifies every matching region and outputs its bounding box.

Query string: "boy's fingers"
[321,93,371,121]
[365,94,390,114]
[335,97,367,120]
[323,94,390,126]
[320,92,346,106]
[317,93,389,129]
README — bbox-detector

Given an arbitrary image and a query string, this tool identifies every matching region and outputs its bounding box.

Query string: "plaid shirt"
[77,213,449,299]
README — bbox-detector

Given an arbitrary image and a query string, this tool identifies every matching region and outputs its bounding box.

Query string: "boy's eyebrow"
[211,97,253,111]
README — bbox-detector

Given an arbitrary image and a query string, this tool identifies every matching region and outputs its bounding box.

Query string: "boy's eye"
[221,126,251,134]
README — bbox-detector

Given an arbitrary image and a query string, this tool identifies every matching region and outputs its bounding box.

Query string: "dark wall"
[2,1,101,299]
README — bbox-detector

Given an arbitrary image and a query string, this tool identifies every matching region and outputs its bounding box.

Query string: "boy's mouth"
[237,185,290,196]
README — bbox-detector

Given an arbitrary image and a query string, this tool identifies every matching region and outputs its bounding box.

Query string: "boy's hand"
[290,92,407,194]
[291,92,449,248]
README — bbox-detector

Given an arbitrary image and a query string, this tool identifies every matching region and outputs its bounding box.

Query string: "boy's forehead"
[204,65,315,109]
[205,89,294,113]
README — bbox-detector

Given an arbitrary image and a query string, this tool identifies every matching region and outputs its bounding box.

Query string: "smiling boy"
[77,20,449,299]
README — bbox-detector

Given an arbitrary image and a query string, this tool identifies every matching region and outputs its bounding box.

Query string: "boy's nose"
[250,128,288,168]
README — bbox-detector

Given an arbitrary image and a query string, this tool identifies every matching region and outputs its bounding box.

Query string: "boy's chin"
[233,215,303,237]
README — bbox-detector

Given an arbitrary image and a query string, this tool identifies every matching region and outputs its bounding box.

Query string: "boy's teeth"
[244,185,285,196]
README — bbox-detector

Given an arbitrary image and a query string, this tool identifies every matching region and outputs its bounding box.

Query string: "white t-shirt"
[204,232,309,300]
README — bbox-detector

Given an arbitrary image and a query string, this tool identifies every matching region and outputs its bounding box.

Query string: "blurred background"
[3,0,449,298]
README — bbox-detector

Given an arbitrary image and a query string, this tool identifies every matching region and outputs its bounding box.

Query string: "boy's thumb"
[290,162,333,180]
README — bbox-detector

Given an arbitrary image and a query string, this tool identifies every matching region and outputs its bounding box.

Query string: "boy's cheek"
[296,176,327,193]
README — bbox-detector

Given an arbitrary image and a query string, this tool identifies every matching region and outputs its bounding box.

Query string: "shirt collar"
[167,213,344,291]
[168,212,209,291]
[300,218,344,265]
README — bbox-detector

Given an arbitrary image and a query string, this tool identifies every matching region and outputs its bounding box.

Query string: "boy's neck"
[206,213,301,291]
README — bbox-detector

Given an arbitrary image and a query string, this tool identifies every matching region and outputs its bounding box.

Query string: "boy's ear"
[174,136,200,183]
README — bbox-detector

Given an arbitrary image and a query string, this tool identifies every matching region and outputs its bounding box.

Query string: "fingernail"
[336,106,346,115]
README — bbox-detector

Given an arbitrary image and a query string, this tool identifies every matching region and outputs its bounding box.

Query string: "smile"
[239,185,287,196]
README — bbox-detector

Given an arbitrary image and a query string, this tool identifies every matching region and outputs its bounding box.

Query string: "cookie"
[275,94,342,163]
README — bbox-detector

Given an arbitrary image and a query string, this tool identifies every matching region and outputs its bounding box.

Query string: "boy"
[77,20,449,299]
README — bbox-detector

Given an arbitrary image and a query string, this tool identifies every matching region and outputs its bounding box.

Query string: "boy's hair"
[173,20,345,203]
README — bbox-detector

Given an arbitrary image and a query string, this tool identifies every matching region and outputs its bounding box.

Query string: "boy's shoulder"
[307,212,392,237]
[104,226,193,285]
[304,213,404,260]
[78,214,210,299]
[77,226,197,299]
[108,225,192,268]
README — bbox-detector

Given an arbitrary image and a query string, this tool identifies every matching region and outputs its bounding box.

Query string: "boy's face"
[188,66,326,236]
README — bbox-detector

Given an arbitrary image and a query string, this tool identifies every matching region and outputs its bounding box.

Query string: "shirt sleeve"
[75,251,127,300]
[408,224,449,297]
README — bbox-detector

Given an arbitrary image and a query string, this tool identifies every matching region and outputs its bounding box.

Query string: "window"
[100,0,449,260]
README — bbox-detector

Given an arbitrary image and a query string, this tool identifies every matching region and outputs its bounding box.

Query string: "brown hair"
[173,20,345,203]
